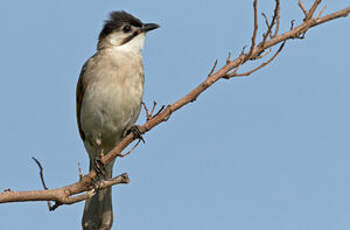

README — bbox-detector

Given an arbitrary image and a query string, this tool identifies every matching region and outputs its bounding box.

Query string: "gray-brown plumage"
[76,11,159,230]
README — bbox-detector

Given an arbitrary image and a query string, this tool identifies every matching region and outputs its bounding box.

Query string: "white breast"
[80,44,144,150]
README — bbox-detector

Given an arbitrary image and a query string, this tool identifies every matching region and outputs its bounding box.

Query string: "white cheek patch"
[109,35,122,46]
[116,33,145,54]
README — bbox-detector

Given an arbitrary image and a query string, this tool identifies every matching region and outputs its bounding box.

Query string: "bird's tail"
[82,161,115,230]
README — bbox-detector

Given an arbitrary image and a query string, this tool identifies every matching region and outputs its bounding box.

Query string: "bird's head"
[97,11,159,51]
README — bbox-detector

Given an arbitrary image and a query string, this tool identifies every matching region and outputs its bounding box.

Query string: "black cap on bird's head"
[98,11,159,45]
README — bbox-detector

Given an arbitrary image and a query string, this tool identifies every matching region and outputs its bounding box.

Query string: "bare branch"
[0,173,129,204]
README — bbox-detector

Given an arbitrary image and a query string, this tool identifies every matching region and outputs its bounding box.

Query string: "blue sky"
[1,0,349,229]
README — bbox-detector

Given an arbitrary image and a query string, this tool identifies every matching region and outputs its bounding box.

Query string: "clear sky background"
[0,0,349,229]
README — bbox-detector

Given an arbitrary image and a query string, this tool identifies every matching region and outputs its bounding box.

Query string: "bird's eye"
[123,25,131,33]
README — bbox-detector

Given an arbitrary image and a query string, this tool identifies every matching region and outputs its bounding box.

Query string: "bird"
[76,11,159,230]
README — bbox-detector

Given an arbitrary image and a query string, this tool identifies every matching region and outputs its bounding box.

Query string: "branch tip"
[316,4,327,19]
[32,157,49,190]
[307,0,322,21]
[273,0,280,37]
[226,52,232,64]
[208,59,218,77]
[298,0,308,18]
[78,162,83,181]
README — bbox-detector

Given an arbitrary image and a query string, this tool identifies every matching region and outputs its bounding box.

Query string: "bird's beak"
[141,23,160,33]
[133,23,159,38]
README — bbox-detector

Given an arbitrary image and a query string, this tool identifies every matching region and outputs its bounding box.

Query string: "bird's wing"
[76,61,89,141]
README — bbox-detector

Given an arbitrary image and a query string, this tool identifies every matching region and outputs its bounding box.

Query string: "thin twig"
[150,101,157,117]
[246,0,258,60]
[32,157,48,190]
[141,101,150,121]
[240,46,247,56]
[261,13,276,40]
[153,105,165,117]
[252,48,272,60]
[32,157,55,210]
[273,0,280,37]
[226,52,232,65]
[142,101,157,121]
[306,0,322,21]
[290,20,296,30]
[208,59,218,77]
[260,0,279,46]
[233,41,286,77]
[298,0,308,18]
[78,162,83,181]
[316,4,327,19]
[262,13,269,27]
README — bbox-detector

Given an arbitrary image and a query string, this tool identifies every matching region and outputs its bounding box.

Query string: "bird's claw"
[91,156,107,190]
[94,156,106,178]
[127,126,145,143]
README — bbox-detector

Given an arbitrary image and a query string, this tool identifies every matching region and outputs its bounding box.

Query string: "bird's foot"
[90,156,106,190]
[126,125,145,143]
[93,156,106,178]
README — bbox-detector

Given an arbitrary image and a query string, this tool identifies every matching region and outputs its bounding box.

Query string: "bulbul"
[76,11,159,230]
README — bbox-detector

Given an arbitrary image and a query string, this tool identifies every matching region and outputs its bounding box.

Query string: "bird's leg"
[92,149,106,187]
[125,125,145,143]
[94,158,106,177]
